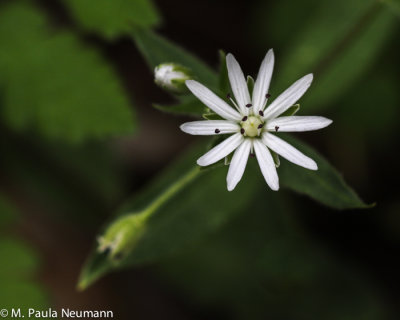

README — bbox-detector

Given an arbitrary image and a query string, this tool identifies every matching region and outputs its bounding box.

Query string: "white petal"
[253,139,279,191]
[262,133,317,170]
[263,74,313,120]
[226,53,251,114]
[252,49,274,113]
[186,80,241,121]
[180,120,240,135]
[197,133,243,166]
[266,116,332,132]
[227,139,252,191]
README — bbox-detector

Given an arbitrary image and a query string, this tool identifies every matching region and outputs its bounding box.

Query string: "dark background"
[1,0,400,319]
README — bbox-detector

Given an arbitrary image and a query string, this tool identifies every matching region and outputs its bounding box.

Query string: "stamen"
[258,124,264,129]
[240,128,245,135]
[242,116,248,121]
[246,103,252,108]
[261,93,272,111]
[275,126,279,132]
[215,129,220,134]
[259,110,264,117]
[250,153,255,158]
[227,93,241,112]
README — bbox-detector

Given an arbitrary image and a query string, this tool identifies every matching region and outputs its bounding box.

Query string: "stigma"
[241,116,264,137]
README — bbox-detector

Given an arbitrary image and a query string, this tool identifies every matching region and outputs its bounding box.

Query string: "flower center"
[241,116,264,137]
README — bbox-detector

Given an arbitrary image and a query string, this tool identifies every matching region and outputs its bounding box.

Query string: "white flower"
[154,63,191,93]
[180,50,332,191]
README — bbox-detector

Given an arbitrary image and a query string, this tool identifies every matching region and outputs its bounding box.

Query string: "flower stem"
[141,165,201,219]
[97,165,202,261]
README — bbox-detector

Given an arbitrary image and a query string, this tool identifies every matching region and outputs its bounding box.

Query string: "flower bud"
[154,63,192,93]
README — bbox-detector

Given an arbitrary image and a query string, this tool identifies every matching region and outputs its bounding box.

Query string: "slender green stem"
[141,166,201,220]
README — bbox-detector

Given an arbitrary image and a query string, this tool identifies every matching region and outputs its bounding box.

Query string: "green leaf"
[0,197,50,310]
[302,3,398,111]
[279,135,371,209]
[158,196,385,320]
[0,2,136,143]
[381,0,400,18]
[79,143,260,289]
[132,28,218,89]
[266,0,398,112]
[61,0,161,39]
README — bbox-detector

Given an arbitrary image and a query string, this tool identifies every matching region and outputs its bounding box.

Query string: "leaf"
[302,3,398,111]
[260,0,398,112]
[157,195,386,320]
[79,142,261,289]
[61,0,161,39]
[0,134,124,224]
[381,0,400,18]
[153,97,206,116]
[0,2,136,143]
[0,197,50,310]
[279,135,371,209]
[132,28,218,89]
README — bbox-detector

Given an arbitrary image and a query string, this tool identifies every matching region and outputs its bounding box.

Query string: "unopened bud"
[154,63,192,93]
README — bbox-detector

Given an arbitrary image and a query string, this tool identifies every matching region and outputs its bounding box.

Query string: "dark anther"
[215,128,220,134]
[242,116,248,121]
[240,128,245,134]
[275,126,279,132]
[250,153,255,158]
[259,110,264,116]
[226,93,231,99]
[246,103,253,108]
[265,93,271,99]
[258,124,264,129]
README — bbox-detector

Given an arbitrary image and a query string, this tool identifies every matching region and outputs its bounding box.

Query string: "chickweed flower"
[154,63,192,93]
[180,49,332,191]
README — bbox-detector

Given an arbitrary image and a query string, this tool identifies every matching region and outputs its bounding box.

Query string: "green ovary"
[241,116,263,137]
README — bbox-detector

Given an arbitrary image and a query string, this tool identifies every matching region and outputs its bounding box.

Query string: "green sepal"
[271,150,281,168]
[247,76,255,96]
[280,104,300,117]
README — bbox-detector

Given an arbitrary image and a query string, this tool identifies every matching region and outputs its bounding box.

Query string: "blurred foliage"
[251,0,398,112]
[0,0,398,318]
[381,0,400,17]
[153,95,206,116]
[0,196,50,310]
[0,1,136,143]
[157,195,386,320]
[79,142,259,289]
[335,64,399,141]
[0,131,124,224]
[80,136,368,288]
[61,0,161,39]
